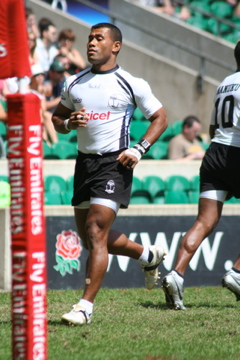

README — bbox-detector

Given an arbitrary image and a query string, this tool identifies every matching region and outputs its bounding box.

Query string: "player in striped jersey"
[52,22,167,325]
[162,41,240,310]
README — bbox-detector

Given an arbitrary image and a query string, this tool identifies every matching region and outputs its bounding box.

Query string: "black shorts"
[72,150,133,209]
[200,142,240,200]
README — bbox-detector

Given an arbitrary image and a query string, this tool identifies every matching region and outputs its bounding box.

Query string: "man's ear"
[112,41,122,54]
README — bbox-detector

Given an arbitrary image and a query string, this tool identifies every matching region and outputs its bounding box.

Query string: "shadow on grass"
[138,301,167,309]
[138,301,237,310]
[48,320,67,326]
[184,302,237,309]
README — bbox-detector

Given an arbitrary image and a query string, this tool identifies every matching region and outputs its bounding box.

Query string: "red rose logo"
[54,230,82,276]
[56,230,82,260]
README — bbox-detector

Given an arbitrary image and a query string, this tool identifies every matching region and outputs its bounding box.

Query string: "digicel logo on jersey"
[85,111,110,120]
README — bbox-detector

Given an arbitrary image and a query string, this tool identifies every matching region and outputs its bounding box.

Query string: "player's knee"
[85,218,104,247]
[197,216,219,236]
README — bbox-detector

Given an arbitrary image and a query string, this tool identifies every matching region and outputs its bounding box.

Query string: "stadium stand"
[51,141,77,160]
[132,107,145,121]
[61,190,72,205]
[165,190,189,204]
[190,174,200,191]
[66,175,74,191]
[188,190,200,204]
[44,191,62,205]
[0,122,7,140]
[142,175,165,202]
[44,175,67,194]
[0,175,8,182]
[130,120,149,141]
[165,175,190,192]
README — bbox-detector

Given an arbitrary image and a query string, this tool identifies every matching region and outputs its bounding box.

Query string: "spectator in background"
[168,115,205,161]
[53,54,71,78]
[29,64,58,145]
[231,0,240,17]
[139,0,191,20]
[157,1,191,20]
[45,60,66,113]
[35,19,58,74]
[25,7,40,38]
[28,30,39,66]
[57,28,86,76]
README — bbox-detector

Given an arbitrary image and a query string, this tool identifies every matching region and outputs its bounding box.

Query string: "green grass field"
[0,286,240,360]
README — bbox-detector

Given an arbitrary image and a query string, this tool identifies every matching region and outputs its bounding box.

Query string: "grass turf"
[0,286,240,360]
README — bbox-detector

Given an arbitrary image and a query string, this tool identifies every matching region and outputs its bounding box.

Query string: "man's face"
[184,121,201,141]
[46,25,58,43]
[87,27,119,67]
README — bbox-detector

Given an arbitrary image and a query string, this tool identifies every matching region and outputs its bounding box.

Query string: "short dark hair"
[234,41,240,70]
[38,17,55,37]
[91,23,122,43]
[182,115,200,129]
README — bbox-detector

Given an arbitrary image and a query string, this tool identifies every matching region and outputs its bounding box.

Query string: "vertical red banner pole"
[7,93,48,360]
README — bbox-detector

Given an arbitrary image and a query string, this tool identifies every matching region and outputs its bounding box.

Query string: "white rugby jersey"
[211,71,240,148]
[60,65,162,154]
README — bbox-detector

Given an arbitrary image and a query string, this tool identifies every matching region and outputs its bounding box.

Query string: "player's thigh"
[85,204,116,237]
[197,197,223,229]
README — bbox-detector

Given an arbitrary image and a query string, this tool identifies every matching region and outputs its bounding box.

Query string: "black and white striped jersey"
[60,65,162,154]
[211,71,240,148]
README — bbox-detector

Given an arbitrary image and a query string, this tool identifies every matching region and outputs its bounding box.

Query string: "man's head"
[39,19,57,44]
[91,23,122,43]
[49,60,65,84]
[234,41,240,70]
[87,23,122,70]
[182,115,201,141]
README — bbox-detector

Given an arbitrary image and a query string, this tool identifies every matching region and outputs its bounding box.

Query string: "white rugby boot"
[222,269,240,301]
[61,304,92,326]
[162,270,186,310]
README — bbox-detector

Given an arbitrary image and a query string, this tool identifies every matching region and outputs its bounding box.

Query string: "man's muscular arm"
[52,103,89,133]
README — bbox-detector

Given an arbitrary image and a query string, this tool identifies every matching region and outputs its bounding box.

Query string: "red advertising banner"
[7,93,48,360]
[0,0,31,79]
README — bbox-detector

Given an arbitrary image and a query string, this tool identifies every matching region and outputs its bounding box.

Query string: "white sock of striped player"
[172,270,184,284]
[77,299,93,315]
[138,247,153,266]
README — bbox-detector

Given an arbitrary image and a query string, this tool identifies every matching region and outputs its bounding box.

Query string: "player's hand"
[68,108,89,129]
[117,148,141,170]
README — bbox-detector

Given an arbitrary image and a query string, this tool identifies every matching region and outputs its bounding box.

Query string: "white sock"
[138,247,151,266]
[78,299,94,314]
[172,270,184,284]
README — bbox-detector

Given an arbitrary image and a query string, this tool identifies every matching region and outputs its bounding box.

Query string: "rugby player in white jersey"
[162,41,240,310]
[52,22,168,325]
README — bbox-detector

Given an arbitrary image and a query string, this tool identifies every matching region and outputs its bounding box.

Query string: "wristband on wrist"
[138,139,151,153]
[133,143,145,155]
[63,119,71,132]
[124,147,142,162]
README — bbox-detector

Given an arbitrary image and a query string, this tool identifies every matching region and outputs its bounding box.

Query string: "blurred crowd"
[139,0,240,21]
[0,6,87,157]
